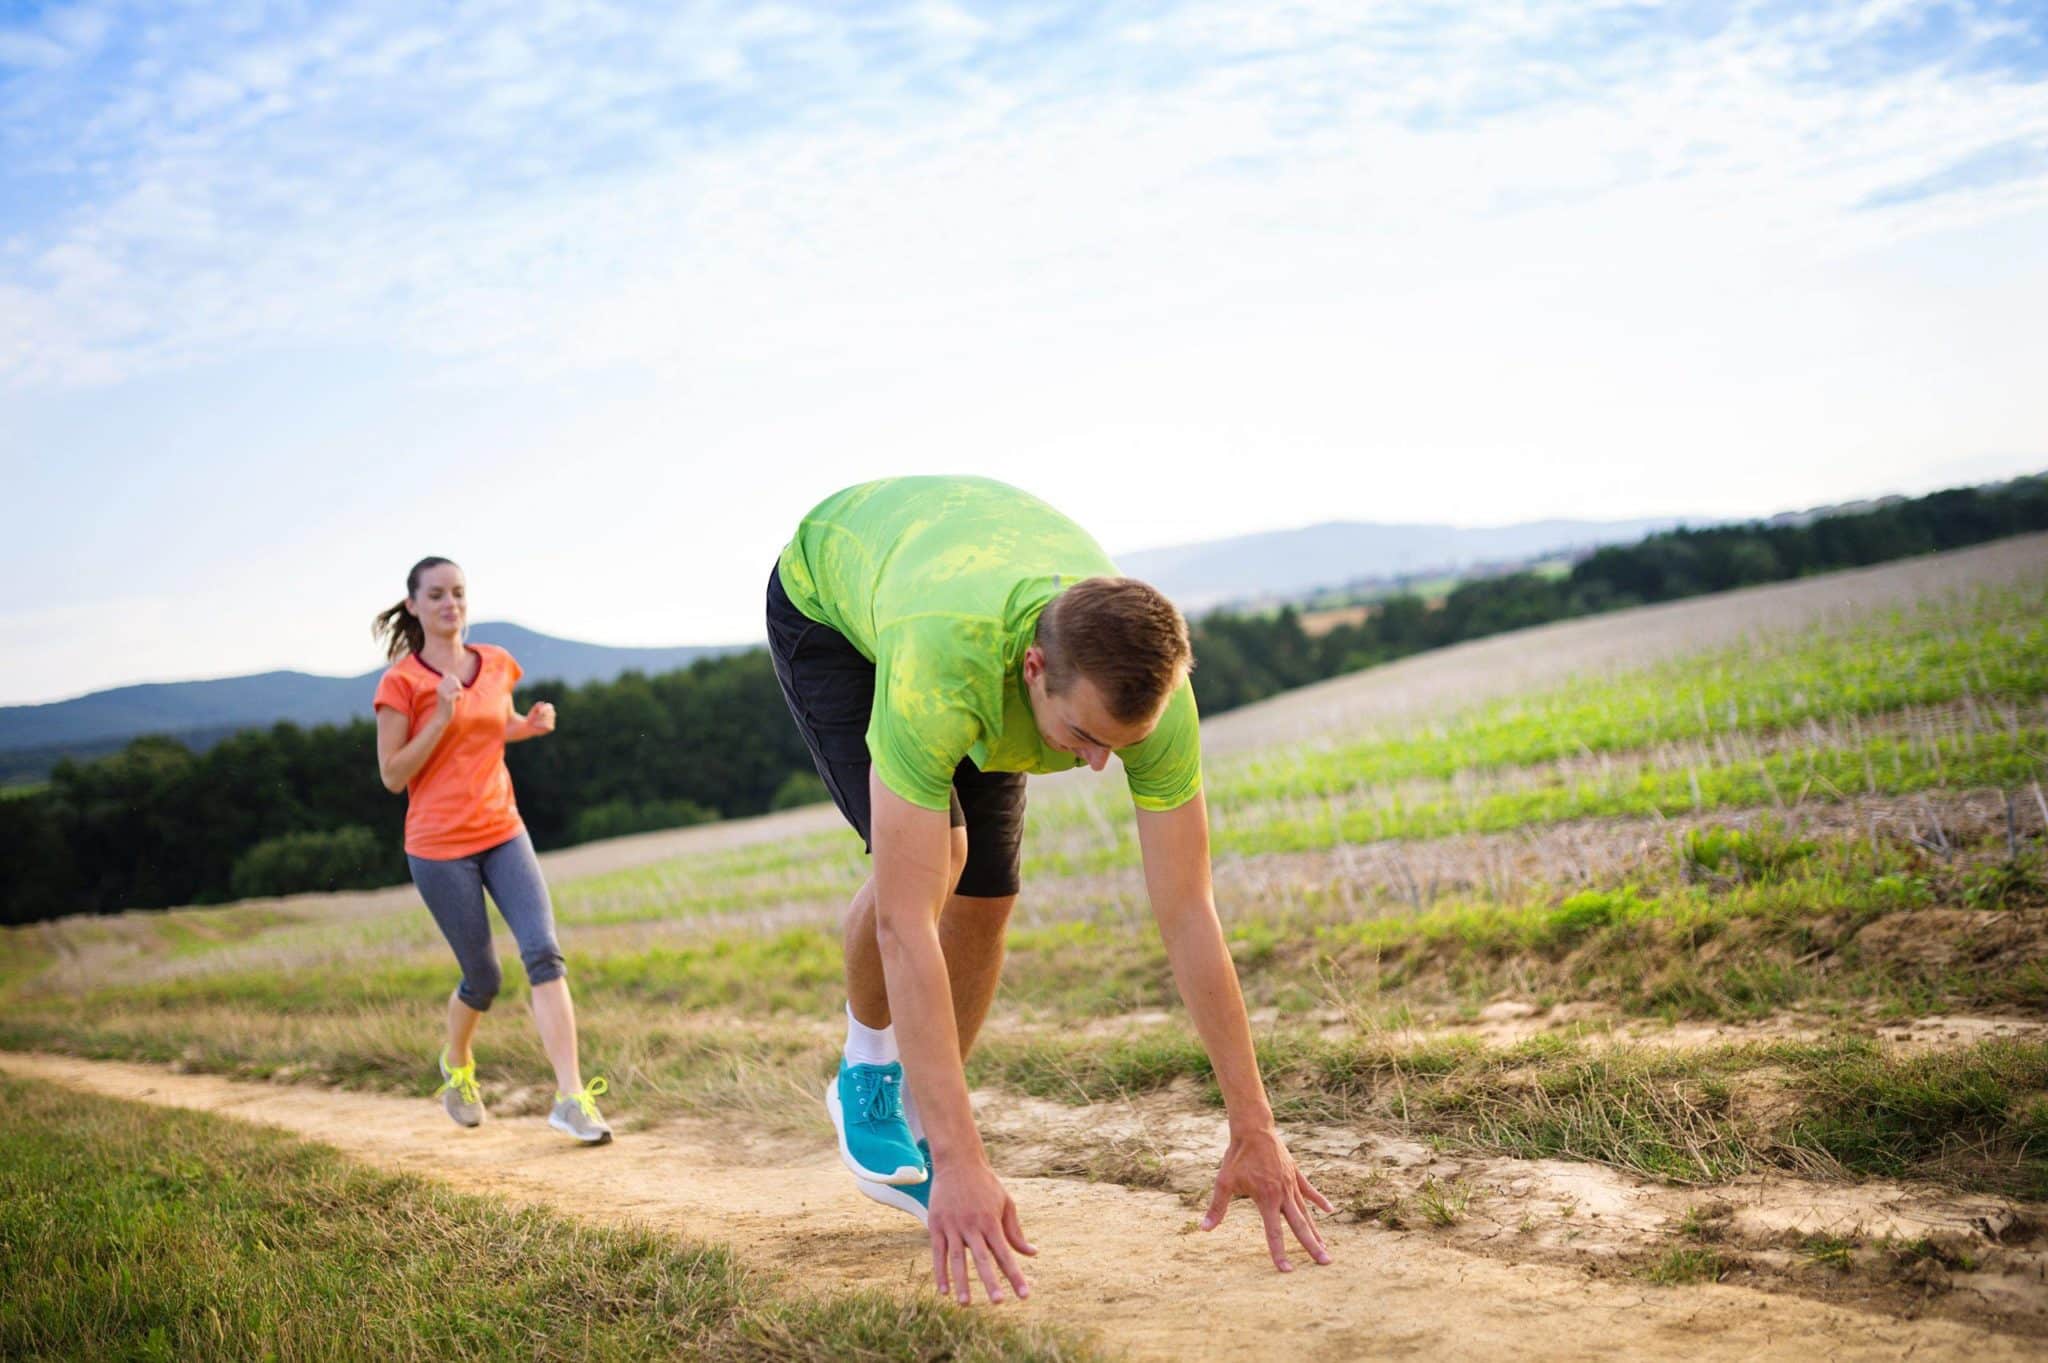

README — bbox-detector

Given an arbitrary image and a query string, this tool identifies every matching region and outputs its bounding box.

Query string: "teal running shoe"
[827,1059,927,1186]
[857,1139,932,1226]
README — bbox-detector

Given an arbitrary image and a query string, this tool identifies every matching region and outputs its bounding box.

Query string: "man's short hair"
[1035,577,1192,724]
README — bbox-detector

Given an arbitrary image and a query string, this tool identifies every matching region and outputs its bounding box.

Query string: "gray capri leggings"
[407,830,565,1012]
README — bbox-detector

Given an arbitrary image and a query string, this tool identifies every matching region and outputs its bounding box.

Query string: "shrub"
[229,826,390,900]
[770,771,830,811]
[569,798,717,843]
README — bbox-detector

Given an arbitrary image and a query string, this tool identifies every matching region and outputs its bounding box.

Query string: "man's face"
[1022,646,1160,771]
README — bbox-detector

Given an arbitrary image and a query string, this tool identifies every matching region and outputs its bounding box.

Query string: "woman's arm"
[505,700,556,743]
[376,673,461,792]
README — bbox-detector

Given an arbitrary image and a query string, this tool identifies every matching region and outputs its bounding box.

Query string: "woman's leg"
[479,832,581,1095]
[409,851,502,1066]
[529,978,582,1096]
[444,989,485,1067]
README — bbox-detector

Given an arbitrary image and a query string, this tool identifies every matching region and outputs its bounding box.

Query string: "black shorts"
[766,564,1027,899]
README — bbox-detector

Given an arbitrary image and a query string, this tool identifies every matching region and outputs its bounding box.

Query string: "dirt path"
[7,1052,2038,1362]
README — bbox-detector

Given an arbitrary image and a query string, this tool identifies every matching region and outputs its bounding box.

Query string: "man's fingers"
[989,1229,1032,1301]
[968,1234,1006,1304]
[932,1232,950,1296]
[1001,1200,1039,1259]
[1200,1180,1231,1231]
[1300,1171,1337,1216]
[1281,1194,1332,1266]
[1257,1196,1292,1272]
[949,1240,971,1305]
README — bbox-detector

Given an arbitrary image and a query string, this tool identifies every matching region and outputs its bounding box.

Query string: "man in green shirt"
[768,476,1332,1305]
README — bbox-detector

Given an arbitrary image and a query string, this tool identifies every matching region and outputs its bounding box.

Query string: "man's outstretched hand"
[1200,1127,1335,1272]
[928,1158,1038,1305]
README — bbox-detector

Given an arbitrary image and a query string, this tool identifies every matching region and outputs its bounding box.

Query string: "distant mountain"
[1117,517,1695,613]
[0,622,741,769]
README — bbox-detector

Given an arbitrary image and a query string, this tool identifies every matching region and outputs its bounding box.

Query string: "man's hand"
[1200,1125,1334,1272]
[928,1156,1036,1305]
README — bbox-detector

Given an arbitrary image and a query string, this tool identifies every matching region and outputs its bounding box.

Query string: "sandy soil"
[8,1052,2044,1362]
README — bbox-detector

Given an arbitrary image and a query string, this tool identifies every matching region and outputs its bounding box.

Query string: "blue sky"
[2,0,2045,703]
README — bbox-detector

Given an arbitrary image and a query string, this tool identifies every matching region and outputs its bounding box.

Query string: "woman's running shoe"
[437,1048,485,1128]
[550,1076,614,1145]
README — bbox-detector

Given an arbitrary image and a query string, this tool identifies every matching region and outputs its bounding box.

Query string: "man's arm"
[870,773,1036,1304]
[1135,790,1334,1271]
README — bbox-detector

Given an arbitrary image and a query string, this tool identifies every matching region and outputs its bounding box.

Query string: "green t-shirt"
[777,476,1203,814]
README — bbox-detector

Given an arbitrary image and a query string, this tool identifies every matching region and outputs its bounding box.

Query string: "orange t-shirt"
[373,643,526,860]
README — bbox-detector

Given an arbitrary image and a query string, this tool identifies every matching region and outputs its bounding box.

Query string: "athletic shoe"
[826,1059,927,1185]
[549,1076,613,1145]
[857,1139,932,1226]
[437,1048,484,1128]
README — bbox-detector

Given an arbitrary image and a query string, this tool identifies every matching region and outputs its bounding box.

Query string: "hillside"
[1118,516,1688,612]
[0,622,738,767]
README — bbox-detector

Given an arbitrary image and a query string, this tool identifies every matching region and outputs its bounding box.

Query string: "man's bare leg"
[843,876,891,1027]
[844,828,971,1030]
[939,892,1015,1057]
[841,828,1015,1157]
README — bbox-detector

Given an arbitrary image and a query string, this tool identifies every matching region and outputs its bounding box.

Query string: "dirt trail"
[7,1052,2038,1362]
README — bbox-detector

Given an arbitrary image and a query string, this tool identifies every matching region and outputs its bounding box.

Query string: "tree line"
[0,651,817,925]
[2,473,2041,924]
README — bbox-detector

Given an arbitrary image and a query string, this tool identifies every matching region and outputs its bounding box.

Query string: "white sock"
[901,1082,926,1144]
[844,1004,899,1066]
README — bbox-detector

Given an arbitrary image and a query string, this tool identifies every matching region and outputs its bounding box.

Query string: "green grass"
[1642,1247,1726,1285]
[1051,718,2048,869]
[1212,591,2047,806]
[0,1077,1095,1363]
[1019,581,2046,870]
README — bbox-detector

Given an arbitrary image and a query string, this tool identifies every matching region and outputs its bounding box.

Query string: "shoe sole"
[825,1080,926,1185]
[548,1113,613,1145]
[856,1177,930,1227]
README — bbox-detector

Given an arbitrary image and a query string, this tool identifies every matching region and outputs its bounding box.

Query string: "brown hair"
[372,557,458,661]
[1035,577,1193,724]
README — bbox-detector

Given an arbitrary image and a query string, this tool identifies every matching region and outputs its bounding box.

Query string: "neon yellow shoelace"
[562,1075,608,1119]
[439,1051,481,1105]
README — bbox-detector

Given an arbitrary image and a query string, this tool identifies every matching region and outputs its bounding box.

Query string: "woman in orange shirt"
[373,556,611,1145]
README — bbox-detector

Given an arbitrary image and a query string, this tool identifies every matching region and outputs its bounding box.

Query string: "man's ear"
[1022,645,1045,685]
